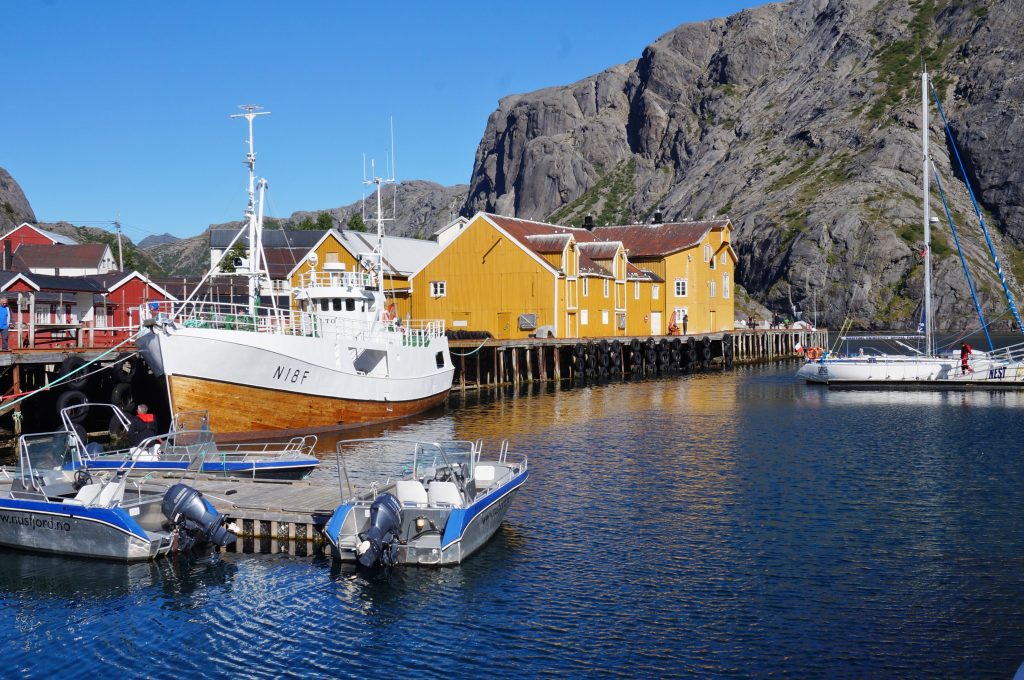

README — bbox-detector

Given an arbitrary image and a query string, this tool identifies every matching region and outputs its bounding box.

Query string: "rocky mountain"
[262,180,468,239]
[0,167,36,233]
[465,0,1024,330]
[139,233,180,249]
[147,230,210,277]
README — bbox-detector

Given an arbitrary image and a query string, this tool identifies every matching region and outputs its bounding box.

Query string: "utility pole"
[115,219,124,271]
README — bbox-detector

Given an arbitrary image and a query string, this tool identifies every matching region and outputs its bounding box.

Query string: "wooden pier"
[447,328,828,390]
[150,472,341,556]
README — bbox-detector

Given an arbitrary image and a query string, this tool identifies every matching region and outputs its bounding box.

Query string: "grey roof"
[0,270,107,293]
[334,230,439,276]
[209,229,330,249]
[525,234,572,254]
[38,228,79,246]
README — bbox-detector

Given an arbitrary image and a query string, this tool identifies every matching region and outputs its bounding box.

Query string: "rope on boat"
[449,337,491,357]
[0,333,142,413]
[931,159,993,350]
[932,83,1024,334]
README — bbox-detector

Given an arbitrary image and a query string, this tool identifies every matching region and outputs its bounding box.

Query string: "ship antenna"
[363,125,396,298]
[229,105,270,315]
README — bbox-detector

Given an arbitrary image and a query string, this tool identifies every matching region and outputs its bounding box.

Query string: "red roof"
[592,220,730,258]
[12,243,111,270]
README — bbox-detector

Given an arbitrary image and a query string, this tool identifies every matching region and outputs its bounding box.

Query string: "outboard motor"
[162,483,237,552]
[355,493,403,568]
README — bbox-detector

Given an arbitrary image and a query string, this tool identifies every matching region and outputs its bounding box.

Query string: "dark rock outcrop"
[0,167,36,234]
[465,0,1024,330]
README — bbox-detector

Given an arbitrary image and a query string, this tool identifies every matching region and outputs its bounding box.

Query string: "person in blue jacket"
[0,297,9,351]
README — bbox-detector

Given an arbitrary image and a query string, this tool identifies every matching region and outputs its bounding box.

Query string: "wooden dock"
[447,328,828,390]
[151,473,343,556]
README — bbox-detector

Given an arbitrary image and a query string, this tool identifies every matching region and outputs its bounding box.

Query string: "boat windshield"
[413,441,475,483]
[19,432,79,484]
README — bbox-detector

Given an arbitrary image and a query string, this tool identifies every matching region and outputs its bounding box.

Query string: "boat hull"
[798,356,1024,387]
[0,499,170,562]
[84,457,318,480]
[325,470,528,566]
[167,374,451,438]
[138,326,454,437]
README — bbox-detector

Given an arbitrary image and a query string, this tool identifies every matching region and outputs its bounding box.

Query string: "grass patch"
[768,153,820,193]
[548,158,637,226]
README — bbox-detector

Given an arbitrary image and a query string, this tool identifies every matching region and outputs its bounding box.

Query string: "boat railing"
[334,437,476,503]
[317,315,447,344]
[296,270,375,290]
[142,300,296,335]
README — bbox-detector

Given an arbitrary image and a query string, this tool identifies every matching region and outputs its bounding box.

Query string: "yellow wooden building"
[411,213,665,340]
[594,219,736,335]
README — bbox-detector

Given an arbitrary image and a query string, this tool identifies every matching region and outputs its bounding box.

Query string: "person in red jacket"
[127,403,159,447]
[960,343,972,375]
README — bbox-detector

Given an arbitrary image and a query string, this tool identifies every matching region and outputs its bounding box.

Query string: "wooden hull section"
[168,375,450,439]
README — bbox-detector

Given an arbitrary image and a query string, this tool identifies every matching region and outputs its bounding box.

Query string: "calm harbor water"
[3,362,1024,677]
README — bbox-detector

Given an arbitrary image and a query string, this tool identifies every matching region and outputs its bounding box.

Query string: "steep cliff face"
[466,0,1024,330]
[0,167,36,234]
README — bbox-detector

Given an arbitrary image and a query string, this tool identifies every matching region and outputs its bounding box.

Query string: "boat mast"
[921,70,933,356]
[230,105,270,315]
[363,135,395,301]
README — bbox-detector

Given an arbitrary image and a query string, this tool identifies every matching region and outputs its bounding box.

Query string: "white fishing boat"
[136,107,454,437]
[0,431,235,562]
[798,70,1024,387]
[324,438,528,567]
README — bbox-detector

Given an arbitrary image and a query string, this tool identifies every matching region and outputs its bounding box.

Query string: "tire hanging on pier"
[110,383,134,411]
[56,389,89,423]
[113,353,139,384]
[57,356,89,390]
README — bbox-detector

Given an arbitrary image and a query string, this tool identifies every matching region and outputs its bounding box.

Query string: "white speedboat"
[136,107,454,438]
[61,403,320,479]
[798,69,1024,388]
[0,431,235,562]
[324,438,528,567]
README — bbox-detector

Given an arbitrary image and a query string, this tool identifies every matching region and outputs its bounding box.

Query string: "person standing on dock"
[0,297,9,351]
[682,313,688,335]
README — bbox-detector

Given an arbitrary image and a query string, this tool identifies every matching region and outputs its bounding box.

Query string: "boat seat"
[395,480,428,507]
[427,481,463,508]
[68,483,105,506]
[97,480,125,506]
[474,465,496,486]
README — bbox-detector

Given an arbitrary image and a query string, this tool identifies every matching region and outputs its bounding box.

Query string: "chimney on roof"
[583,214,595,230]
[2,240,10,270]
[653,209,664,225]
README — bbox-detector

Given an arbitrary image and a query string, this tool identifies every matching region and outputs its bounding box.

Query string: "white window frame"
[601,309,609,325]
[720,252,727,265]
[674,278,687,297]
[582,278,589,297]
[652,284,660,300]
[704,244,711,262]
[580,309,589,326]
[723,273,730,299]
[709,280,717,298]
[430,280,447,298]
[674,307,688,323]
[603,279,609,298]
[634,281,640,300]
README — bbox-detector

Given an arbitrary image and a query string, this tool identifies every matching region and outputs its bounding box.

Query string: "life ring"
[805,347,818,360]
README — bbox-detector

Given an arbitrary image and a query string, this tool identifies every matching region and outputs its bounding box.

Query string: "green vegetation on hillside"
[548,159,637,226]
[867,0,962,121]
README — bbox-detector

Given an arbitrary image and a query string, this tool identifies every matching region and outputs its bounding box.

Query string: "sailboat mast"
[922,70,933,356]
[230,105,270,315]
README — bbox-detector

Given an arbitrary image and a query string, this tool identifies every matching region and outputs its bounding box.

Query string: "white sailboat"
[137,107,455,438]
[798,71,1024,387]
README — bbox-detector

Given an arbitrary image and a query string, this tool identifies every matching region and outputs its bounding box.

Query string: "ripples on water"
[3,364,1024,677]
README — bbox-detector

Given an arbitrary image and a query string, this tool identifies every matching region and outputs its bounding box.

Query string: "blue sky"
[6,1,766,241]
